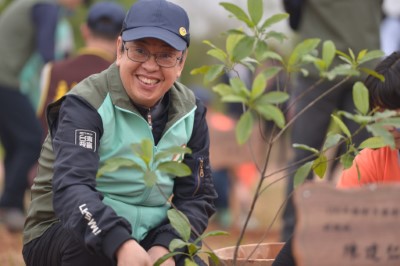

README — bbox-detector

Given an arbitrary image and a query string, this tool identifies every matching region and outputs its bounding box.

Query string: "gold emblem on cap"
[179,27,187,37]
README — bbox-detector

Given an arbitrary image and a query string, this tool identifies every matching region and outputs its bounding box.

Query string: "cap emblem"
[179,27,187,37]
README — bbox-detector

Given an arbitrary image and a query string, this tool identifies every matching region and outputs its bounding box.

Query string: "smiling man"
[22,1,217,265]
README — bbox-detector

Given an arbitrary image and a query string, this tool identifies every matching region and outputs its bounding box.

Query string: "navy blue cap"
[87,1,126,38]
[121,0,190,51]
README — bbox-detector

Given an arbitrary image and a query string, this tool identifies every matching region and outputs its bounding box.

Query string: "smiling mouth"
[138,76,159,85]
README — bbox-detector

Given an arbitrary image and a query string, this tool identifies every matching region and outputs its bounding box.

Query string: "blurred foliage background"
[0,0,290,93]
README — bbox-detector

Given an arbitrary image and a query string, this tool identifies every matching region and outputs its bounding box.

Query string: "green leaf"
[230,77,250,97]
[143,170,157,187]
[248,0,263,25]
[331,64,360,77]
[288,38,320,68]
[294,161,313,188]
[260,13,289,31]
[254,104,285,128]
[340,153,355,169]
[348,48,356,60]
[262,66,282,81]
[256,50,283,62]
[232,35,255,61]
[202,40,218,49]
[250,72,267,99]
[213,83,233,97]
[322,133,342,150]
[96,157,141,178]
[322,40,335,69]
[236,110,254,145]
[265,31,287,43]
[357,49,385,64]
[352,82,369,115]
[254,41,269,61]
[158,161,192,177]
[184,258,198,266]
[205,251,221,266]
[221,94,248,103]
[358,136,386,149]
[367,123,395,148]
[130,139,153,165]
[313,154,328,179]
[226,32,244,57]
[336,50,352,63]
[169,239,187,252]
[357,49,368,61]
[187,243,200,256]
[359,67,385,82]
[194,230,230,245]
[155,146,192,162]
[351,114,374,124]
[168,209,191,242]
[204,64,225,84]
[207,48,227,63]
[255,91,289,105]
[190,65,210,76]
[154,252,182,266]
[220,2,253,27]
[292,143,319,154]
[331,115,351,138]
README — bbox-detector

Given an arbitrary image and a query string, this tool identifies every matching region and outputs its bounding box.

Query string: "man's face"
[116,37,186,108]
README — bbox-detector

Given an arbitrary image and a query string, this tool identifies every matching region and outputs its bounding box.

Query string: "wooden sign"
[293,182,400,266]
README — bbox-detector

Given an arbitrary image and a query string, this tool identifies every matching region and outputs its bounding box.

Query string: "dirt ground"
[0,139,286,266]
[0,219,280,266]
[0,176,284,266]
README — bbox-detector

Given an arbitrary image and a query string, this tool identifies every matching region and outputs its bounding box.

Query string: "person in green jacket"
[0,0,85,233]
[22,0,217,265]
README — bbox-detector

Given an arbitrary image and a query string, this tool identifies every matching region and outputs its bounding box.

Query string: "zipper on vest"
[147,108,153,130]
[193,157,204,196]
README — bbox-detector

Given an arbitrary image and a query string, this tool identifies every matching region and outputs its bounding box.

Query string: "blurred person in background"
[0,0,86,232]
[281,0,382,242]
[380,0,400,56]
[37,1,126,141]
[273,51,400,266]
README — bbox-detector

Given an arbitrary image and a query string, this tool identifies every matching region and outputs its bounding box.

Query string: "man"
[37,1,126,140]
[22,0,217,265]
[281,0,382,242]
[0,0,85,232]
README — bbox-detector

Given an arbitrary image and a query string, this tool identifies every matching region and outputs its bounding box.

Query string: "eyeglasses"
[123,42,183,68]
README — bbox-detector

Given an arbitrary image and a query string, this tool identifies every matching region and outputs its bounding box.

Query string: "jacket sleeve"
[140,99,217,262]
[49,95,133,262]
[32,3,58,62]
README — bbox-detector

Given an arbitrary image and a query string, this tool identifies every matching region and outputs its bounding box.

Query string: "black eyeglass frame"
[122,41,183,68]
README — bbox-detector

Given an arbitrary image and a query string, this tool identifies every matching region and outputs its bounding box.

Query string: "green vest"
[97,93,195,241]
[24,63,196,243]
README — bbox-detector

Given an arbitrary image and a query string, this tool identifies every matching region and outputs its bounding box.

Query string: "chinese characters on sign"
[293,183,400,266]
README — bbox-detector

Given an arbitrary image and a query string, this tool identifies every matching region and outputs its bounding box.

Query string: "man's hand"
[148,245,175,266]
[116,239,152,266]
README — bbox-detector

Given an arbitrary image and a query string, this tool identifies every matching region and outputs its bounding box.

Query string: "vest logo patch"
[75,129,96,152]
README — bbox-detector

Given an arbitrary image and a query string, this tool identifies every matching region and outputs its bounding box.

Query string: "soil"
[0,221,279,266]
